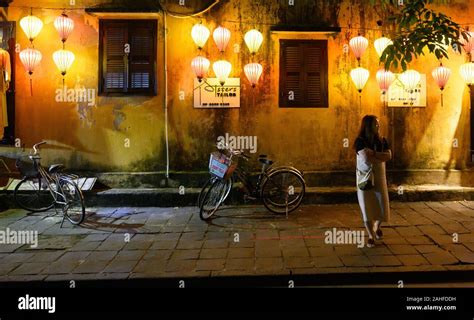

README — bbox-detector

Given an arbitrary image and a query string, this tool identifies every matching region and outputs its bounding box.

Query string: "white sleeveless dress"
[356,149,390,222]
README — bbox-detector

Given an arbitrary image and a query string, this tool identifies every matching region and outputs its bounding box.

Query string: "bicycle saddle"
[259,158,273,166]
[48,164,65,174]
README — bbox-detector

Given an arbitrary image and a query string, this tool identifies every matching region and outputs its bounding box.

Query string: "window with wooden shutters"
[99,20,157,95]
[279,40,328,108]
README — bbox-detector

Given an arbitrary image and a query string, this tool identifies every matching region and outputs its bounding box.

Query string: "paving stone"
[255,244,281,258]
[225,258,255,271]
[149,240,177,250]
[87,251,118,261]
[0,243,24,253]
[228,240,253,248]
[72,260,110,274]
[171,249,200,260]
[381,237,409,245]
[439,222,471,234]
[227,247,254,259]
[283,257,313,269]
[308,246,335,257]
[142,250,172,261]
[361,245,392,256]
[255,258,284,272]
[114,250,145,261]
[133,260,167,274]
[123,241,153,250]
[397,254,430,266]
[195,259,225,271]
[313,256,344,268]
[0,263,20,274]
[176,240,204,250]
[440,244,474,263]
[423,251,458,265]
[414,245,445,254]
[9,262,49,275]
[367,255,402,267]
[395,227,423,237]
[340,255,373,267]
[282,247,309,258]
[102,259,138,273]
[68,241,101,251]
[200,248,227,259]
[334,246,365,256]
[387,245,418,255]
[428,234,456,245]
[1,252,35,263]
[26,251,64,263]
[405,236,433,245]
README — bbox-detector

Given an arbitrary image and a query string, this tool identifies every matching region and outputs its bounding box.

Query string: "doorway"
[0,21,15,145]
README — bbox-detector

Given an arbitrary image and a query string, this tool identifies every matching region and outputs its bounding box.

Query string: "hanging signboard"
[388,74,427,107]
[193,78,240,108]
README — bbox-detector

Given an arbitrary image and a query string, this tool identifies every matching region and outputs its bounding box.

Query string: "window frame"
[98,19,158,96]
[279,39,329,108]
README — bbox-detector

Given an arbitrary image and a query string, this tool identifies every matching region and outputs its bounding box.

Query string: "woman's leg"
[364,220,376,247]
[374,220,383,239]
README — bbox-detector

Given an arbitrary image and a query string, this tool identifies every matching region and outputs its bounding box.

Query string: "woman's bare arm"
[374,149,392,162]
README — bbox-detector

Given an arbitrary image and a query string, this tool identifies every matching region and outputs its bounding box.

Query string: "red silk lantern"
[191,56,210,82]
[459,31,474,57]
[376,69,395,95]
[349,35,368,63]
[19,48,42,96]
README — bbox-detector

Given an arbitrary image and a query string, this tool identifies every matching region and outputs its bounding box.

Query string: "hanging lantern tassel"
[432,64,451,107]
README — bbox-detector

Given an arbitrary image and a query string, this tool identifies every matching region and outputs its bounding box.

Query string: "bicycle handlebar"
[217,142,250,160]
[32,141,47,155]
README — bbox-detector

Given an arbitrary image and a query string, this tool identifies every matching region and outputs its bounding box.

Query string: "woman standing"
[354,115,392,248]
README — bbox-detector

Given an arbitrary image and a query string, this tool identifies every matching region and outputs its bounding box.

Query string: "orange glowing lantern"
[376,68,395,95]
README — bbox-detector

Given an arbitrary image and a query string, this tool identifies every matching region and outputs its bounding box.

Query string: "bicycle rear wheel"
[14,177,55,212]
[199,178,231,220]
[58,178,85,225]
[261,170,305,214]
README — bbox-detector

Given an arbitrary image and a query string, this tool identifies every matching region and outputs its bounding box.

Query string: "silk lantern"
[20,14,43,43]
[244,63,263,88]
[432,63,451,106]
[349,35,369,63]
[19,48,42,96]
[191,56,210,82]
[213,26,231,52]
[460,62,474,86]
[54,13,74,43]
[213,60,232,86]
[374,36,393,58]
[191,23,210,50]
[244,29,263,55]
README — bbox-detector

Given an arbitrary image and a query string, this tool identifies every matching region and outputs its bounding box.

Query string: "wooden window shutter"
[101,22,128,93]
[129,22,156,93]
[279,40,328,108]
[99,20,157,95]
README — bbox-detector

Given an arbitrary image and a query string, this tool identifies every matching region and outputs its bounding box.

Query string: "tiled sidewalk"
[0,201,473,282]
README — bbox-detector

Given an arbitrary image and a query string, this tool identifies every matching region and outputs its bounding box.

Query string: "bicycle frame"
[32,160,69,207]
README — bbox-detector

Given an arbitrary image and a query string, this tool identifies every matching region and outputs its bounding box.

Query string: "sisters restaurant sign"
[388,74,427,107]
[194,78,240,108]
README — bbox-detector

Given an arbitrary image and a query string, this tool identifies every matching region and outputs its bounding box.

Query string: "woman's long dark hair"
[353,115,380,150]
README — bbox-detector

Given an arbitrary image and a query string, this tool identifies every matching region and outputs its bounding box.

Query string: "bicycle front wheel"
[58,178,85,225]
[261,170,305,214]
[199,178,231,220]
[14,177,55,212]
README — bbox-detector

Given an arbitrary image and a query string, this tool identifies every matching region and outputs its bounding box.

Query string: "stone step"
[1,185,473,209]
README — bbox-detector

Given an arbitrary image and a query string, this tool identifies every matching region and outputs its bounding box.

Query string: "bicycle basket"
[15,157,39,179]
[209,152,232,178]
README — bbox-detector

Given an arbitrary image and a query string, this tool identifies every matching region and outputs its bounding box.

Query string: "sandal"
[367,238,375,248]
[375,228,383,240]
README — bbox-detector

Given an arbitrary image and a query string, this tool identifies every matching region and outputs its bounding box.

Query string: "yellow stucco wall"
[7,0,474,172]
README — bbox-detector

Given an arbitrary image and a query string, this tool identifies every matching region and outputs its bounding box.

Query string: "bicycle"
[13,141,86,226]
[199,145,306,220]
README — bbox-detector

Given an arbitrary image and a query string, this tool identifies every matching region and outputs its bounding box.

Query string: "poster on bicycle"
[193,78,240,108]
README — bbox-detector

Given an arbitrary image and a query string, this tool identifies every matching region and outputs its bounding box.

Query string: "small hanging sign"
[193,78,240,108]
[388,74,427,107]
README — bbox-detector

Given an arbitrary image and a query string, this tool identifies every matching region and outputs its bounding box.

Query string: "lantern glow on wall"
[213,26,231,53]
[432,63,451,106]
[213,60,232,86]
[191,23,210,50]
[191,55,210,82]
